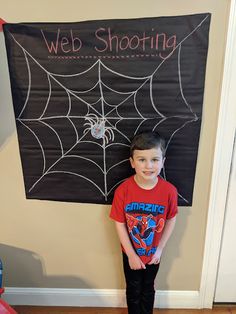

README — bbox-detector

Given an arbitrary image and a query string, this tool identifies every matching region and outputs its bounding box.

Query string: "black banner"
[3,14,211,205]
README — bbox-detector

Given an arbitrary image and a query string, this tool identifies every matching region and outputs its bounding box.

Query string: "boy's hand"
[128,253,146,270]
[148,247,163,265]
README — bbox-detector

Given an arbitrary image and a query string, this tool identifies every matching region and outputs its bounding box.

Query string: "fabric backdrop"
[3,13,211,205]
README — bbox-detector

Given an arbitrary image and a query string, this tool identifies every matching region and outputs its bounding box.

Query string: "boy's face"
[130,146,165,185]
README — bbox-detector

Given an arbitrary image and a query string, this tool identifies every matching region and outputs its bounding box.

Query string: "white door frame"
[199,0,236,308]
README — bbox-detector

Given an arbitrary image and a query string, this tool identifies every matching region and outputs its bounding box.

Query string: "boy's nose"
[145,160,153,168]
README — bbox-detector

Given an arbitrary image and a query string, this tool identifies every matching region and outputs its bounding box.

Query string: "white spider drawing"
[83,114,115,144]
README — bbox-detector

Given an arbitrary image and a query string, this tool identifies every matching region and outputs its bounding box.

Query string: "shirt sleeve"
[109,185,126,223]
[166,186,178,219]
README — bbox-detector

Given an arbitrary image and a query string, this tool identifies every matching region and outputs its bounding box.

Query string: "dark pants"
[123,253,160,314]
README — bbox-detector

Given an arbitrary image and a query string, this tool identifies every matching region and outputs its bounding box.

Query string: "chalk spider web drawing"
[9,15,209,204]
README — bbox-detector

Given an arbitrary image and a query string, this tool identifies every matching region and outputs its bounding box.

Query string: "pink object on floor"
[0,18,6,31]
[0,288,17,314]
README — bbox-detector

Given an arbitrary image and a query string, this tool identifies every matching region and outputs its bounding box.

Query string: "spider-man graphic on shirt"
[126,214,165,249]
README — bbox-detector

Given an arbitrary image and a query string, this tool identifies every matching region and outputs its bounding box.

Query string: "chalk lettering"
[119,36,129,50]
[41,29,82,54]
[94,27,177,59]
[94,28,109,52]
[159,35,176,58]
[61,36,70,53]
[129,35,139,50]
[71,30,83,52]
[41,29,60,53]
[41,27,176,58]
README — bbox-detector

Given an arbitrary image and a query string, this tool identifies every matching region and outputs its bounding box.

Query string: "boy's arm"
[115,221,146,270]
[148,216,176,265]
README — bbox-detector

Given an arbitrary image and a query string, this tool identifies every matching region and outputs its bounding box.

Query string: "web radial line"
[109,117,144,121]
[165,118,198,152]
[18,51,31,119]
[105,119,131,143]
[17,120,46,174]
[178,44,197,118]
[109,119,122,131]
[29,129,91,192]
[39,120,64,155]
[151,15,210,78]
[116,93,135,108]
[69,81,100,94]
[10,34,103,120]
[98,60,105,119]
[65,88,103,117]
[159,173,189,204]
[107,159,130,174]
[104,94,135,118]
[64,155,104,173]
[101,60,151,80]
[47,171,105,196]
[20,115,88,121]
[39,74,52,119]
[64,129,92,155]
[104,93,135,118]
[107,178,126,196]
[51,59,100,77]
[104,99,122,115]
[98,60,108,199]
[178,192,189,203]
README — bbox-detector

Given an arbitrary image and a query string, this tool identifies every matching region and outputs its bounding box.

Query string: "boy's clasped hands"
[128,246,163,270]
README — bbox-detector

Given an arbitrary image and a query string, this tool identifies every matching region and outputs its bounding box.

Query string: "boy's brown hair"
[130,131,166,158]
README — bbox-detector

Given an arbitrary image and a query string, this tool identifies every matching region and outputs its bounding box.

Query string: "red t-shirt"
[110,175,178,264]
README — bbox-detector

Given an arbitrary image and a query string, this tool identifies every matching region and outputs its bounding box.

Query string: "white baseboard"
[155,290,199,308]
[3,288,200,309]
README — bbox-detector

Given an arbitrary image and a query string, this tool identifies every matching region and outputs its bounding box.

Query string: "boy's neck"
[134,174,158,190]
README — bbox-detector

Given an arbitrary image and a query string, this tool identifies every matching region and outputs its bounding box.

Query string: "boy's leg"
[140,262,160,314]
[122,253,143,314]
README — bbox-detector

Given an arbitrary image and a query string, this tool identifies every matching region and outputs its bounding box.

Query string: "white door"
[214,135,236,302]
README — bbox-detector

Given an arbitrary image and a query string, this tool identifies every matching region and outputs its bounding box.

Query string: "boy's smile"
[130,147,165,188]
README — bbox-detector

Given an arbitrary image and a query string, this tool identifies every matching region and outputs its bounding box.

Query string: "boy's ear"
[129,157,135,168]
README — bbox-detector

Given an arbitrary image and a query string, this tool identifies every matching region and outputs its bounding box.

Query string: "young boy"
[110,131,178,314]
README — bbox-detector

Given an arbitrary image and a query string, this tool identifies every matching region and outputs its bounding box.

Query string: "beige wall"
[0,0,230,290]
